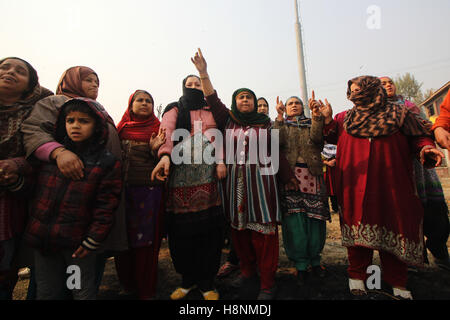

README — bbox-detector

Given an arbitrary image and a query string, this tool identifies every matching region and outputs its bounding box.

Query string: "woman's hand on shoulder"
[51,148,84,180]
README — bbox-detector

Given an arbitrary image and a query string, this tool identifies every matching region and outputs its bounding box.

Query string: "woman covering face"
[56,66,99,100]
[317,75,443,300]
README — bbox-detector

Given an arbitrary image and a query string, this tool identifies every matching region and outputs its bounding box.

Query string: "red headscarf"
[56,66,99,98]
[117,90,160,142]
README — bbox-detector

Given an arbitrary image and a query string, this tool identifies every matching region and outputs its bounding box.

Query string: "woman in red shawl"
[115,90,166,299]
[317,76,443,300]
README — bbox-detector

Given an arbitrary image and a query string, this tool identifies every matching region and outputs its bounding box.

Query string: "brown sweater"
[121,140,162,187]
[273,115,324,176]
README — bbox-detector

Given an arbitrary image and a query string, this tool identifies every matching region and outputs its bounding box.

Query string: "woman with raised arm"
[115,90,166,299]
[317,76,443,300]
[273,95,330,286]
[191,49,297,300]
[0,57,52,299]
[151,73,226,301]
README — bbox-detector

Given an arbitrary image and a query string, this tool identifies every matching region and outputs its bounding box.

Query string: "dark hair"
[56,100,100,143]
[130,90,154,106]
[62,100,98,121]
[257,97,269,107]
[182,75,200,88]
[0,57,38,98]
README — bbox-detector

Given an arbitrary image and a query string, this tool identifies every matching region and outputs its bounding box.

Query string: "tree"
[394,73,423,105]
[423,88,435,101]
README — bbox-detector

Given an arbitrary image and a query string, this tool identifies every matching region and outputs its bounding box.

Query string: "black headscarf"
[163,75,207,132]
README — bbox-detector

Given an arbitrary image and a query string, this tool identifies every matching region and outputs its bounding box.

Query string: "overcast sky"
[2,0,449,122]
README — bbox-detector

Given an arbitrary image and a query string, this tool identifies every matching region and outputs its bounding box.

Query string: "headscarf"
[56,66,99,99]
[229,88,270,127]
[0,57,54,159]
[162,75,207,132]
[284,96,311,127]
[117,90,160,142]
[55,98,110,155]
[343,75,431,138]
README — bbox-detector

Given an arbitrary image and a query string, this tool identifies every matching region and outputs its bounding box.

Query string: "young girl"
[24,98,122,300]
[115,90,166,299]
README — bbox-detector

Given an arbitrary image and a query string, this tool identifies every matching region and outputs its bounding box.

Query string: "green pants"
[282,214,326,271]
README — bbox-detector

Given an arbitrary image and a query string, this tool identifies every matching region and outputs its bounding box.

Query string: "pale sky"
[2,0,449,123]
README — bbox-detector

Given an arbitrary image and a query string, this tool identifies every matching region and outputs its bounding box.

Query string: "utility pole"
[294,0,310,116]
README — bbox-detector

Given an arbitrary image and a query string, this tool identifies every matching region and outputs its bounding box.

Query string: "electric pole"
[294,0,310,116]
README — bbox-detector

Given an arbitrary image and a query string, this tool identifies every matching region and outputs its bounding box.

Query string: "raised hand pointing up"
[191,48,207,76]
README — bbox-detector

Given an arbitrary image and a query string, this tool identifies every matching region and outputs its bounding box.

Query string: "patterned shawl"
[117,90,160,142]
[56,66,99,99]
[343,76,431,138]
[1,85,53,159]
[284,96,311,127]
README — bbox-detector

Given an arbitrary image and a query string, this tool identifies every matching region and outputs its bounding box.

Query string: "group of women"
[0,48,447,300]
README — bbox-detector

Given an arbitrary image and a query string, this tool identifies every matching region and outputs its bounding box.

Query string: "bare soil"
[12,212,450,300]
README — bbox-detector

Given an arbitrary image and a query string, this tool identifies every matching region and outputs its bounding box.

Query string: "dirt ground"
[12,212,450,300]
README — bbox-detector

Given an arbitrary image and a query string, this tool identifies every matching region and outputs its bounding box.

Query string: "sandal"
[201,289,220,300]
[393,287,413,300]
[170,285,197,300]
[349,278,367,296]
[217,261,239,278]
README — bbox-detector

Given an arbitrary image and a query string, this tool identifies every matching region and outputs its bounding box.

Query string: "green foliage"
[394,72,424,105]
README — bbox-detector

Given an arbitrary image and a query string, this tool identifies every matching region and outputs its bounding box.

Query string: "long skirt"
[115,185,164,299]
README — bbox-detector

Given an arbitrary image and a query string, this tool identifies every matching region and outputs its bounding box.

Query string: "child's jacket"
[24,98,123,253]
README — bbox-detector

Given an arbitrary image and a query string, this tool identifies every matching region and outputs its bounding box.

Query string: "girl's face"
[81,73,99,100]
[380,77,396,97]
[65,110,96,143]
[185,76,201,90]
[286,97,303,117]
[0,59,30,97]
[236,92,255,113]
[131,92,153,118]
[257,99,269,115]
